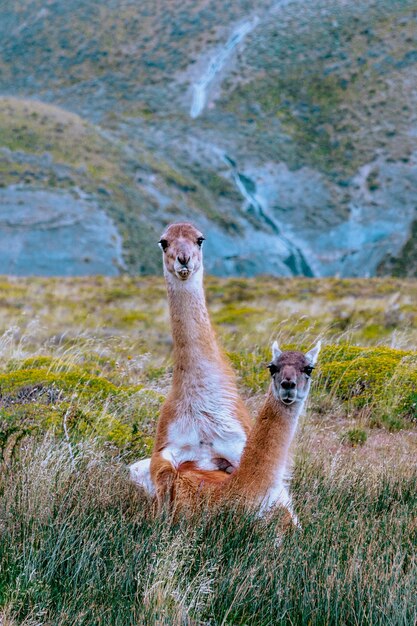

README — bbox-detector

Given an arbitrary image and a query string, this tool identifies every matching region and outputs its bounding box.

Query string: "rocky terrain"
[0,0,416,276]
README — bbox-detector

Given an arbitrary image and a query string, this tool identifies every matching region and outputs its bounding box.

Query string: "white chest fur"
[162,360,247,470]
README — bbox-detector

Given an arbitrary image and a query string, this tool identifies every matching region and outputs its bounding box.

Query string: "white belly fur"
[162,417,246,470]
[131,360,247,492]
[161,360,247,470]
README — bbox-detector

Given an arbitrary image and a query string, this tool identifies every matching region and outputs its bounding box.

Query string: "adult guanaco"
[130,223,252,503]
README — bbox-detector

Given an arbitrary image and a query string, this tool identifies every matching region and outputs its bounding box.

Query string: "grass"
[0,275,416,624]
[0,438,416,625]
[340,426,368,446]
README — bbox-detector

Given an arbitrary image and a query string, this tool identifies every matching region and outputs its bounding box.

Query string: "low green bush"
[341,427,368,447]
[319,345,417,426]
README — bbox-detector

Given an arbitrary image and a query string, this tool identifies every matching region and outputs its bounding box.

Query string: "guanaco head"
[158,222,205,282]
[268,341,321,405]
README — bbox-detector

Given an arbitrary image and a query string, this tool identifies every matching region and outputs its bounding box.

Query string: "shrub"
[319,345,417,426]
[0,362,158,463]
[341,427,367,446]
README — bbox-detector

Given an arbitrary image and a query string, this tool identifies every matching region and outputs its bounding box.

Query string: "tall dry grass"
[1,436,416,625]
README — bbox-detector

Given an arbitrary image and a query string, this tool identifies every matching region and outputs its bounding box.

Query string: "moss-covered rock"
[0,367,121,397]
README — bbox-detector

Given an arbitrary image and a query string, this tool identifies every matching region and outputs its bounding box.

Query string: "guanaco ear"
[271,341,282,361]
[306,340,321,365]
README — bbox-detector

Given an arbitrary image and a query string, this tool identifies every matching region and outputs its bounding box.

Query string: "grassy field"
[0,276,416,625]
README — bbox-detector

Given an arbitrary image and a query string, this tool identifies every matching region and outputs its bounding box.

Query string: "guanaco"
[130,223,252,503]
[170,341,321,525]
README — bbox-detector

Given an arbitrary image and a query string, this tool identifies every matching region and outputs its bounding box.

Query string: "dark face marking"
[159,238,169,252]
[303,364,315,377]
[268,351,315,405]
[268,362,278,376]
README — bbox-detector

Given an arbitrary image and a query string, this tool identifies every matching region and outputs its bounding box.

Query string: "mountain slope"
[0,0,416,276]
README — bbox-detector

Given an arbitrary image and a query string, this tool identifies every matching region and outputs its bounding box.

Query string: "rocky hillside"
[0,0,416,276]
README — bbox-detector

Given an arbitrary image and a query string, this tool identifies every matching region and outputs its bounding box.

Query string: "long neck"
[165,268,221,379]
[227,386,304,500]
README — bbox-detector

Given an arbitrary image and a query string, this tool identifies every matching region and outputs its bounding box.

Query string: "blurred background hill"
[0,0,416,277]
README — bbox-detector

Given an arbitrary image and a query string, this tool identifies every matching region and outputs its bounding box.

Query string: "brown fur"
[170,391,297,507]
[150,223,252,506]
[168,348,318,528]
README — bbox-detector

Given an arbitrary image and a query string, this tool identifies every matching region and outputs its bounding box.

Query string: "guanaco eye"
[268,363,278,376]
[196,237,205,247]
[159,239,169,252]
[304,365,315,377]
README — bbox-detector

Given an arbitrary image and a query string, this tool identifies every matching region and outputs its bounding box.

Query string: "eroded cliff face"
[0,0,416,276]
[0,188,124,276]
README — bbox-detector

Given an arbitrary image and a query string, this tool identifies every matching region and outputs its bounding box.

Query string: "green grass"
[341,426,368,447]
[0,438,416,625]
[0,276,416,624]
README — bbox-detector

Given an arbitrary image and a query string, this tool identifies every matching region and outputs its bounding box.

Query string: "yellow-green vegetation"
[341,427,368,447]
[0,275,415,466]
[0,98,119,175]
[0,275,416,625]
[0,357,154,463]
[319,345,417,427]
[0,358,158,462]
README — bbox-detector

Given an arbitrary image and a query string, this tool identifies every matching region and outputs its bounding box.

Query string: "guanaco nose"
[177,254,191,267]
[281,380,296,390]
